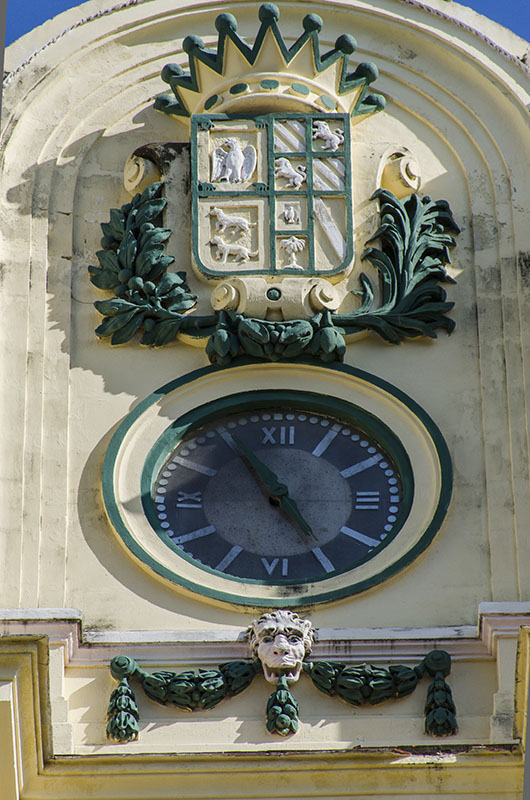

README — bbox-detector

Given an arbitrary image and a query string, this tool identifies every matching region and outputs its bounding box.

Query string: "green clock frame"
[141,390,414,583]
[102,361,452,608]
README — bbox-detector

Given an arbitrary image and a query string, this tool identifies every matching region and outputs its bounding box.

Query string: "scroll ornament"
[106,610,457,741]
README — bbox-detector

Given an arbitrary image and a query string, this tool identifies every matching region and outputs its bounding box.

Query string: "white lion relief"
[208,234,258,263]
[312,120,344,151]
[246,610,315,684]
[211,138,257,183]
[274,157,307,189]
[208,207,256,235]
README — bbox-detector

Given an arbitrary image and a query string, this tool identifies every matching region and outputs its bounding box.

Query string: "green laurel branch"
[334,189,460,343]
[91,184,459,361]
[303,649,457,736]
[266,675,299,735]
[304,660,420,706]
[106,676,139,742]
[89,181,199,346]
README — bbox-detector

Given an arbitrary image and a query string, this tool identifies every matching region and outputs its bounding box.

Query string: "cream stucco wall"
[2,0,530,631]
[2,0,530,796]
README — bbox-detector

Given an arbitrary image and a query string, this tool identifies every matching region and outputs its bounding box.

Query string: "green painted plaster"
[204,94,219,109]
[101,362,453,608]
[291,82,310,95]
[229,82,248,94]
[106,648,456,741]
[261,79,279,89]
[154,5,385,119]
[320,94,335,108]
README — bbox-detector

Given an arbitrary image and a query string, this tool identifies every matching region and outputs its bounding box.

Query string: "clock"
[144,393,412,584]
[103,362,452,607]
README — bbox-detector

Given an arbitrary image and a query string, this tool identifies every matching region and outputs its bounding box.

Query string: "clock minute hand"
[230,435,316,540]
[231,434,287,497]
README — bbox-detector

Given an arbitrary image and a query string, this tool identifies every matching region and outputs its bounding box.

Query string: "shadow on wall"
[74,422,247,626]
[6,91,473,417]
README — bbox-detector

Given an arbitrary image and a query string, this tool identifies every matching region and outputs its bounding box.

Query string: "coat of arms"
[192,112,352,278]
[89,4,459,363]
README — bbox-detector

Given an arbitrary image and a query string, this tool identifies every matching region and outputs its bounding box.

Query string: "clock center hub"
[203,448,352,556]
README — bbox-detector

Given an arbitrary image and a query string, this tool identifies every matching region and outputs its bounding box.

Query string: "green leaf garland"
[106,650,456,742]
[91,184,459,361]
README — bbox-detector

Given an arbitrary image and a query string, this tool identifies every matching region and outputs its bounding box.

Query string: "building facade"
[2,0,530,797]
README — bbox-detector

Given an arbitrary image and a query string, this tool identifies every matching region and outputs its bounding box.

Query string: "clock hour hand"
[274,493,316,540]
[230,434,316,540]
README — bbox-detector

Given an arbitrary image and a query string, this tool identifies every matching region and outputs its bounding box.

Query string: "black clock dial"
[149,405,409,583]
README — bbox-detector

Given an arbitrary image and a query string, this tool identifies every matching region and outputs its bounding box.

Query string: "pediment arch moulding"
[2,2,529,602]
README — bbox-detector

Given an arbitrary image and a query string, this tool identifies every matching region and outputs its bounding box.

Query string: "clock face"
[105,365,452,606]
[145,396,413,584]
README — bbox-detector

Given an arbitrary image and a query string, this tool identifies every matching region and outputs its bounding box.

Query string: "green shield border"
[191,112,353,277]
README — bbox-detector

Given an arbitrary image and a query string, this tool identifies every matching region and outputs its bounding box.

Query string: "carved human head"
[246,610,315,684]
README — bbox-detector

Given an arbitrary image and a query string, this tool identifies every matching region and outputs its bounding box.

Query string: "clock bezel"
[102,361,452,608]
[141,390,414,585]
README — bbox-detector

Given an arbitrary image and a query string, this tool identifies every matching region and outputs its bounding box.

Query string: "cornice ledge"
[0,609,83,662]
[1,605,530,666]
[478,602,530,654]
[0,607,82,620]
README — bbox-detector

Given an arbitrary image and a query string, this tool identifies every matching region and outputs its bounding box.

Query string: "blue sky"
[4,0,530,46]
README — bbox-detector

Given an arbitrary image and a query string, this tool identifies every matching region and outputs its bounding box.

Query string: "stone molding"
[0,608,527,798]
[0,602,528,664]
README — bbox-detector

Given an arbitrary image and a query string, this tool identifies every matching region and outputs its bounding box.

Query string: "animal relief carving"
[209,207,256,235]
[274,157,307,188]
[281,203,301,224]
[312,120,344,151]
[246,610,314,684]
[209,235,258,263]
[211,138,257,183]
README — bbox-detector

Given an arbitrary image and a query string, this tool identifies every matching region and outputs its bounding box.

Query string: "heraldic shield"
[89,3,459,362]
[192,113,353,278]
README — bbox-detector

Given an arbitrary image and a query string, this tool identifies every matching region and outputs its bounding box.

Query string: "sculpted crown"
[154,3,385,120]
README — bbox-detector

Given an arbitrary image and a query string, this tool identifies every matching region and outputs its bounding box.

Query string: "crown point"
[335,34,357,55]
[303,14,323,33]
[362,92,386,112]
[259,4,280,23]
[183,35,204,54]
[155,7,383,120]
[215,13,238,33]
[354,62,379,83]
[161,63,184,84]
